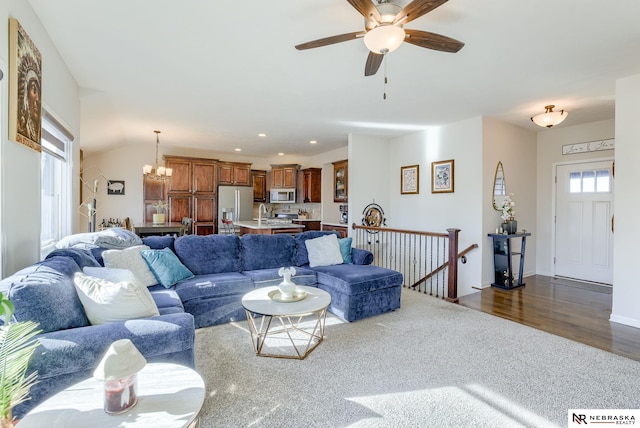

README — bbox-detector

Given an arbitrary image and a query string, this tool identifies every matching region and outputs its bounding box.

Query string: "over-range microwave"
[270,188,296,203]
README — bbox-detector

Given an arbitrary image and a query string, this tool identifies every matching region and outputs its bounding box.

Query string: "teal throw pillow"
[140,248,193,288]
[338,237,353,264]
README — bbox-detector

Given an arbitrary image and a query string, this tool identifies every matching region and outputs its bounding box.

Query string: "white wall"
[535,119,615,276]
[0,1,80,276]
[483,117,537,286]
[611,74,640,328]
[348,134,390,230]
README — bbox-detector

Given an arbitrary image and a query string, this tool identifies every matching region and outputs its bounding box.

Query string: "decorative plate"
[268,288,307,303]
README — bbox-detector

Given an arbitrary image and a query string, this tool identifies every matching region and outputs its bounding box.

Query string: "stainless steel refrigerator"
[217,186,254,234]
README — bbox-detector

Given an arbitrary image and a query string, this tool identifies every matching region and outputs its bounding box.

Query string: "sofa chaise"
[0,230,402,418]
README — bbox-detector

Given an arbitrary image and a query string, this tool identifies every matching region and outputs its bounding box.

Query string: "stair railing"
[351,224,464,303]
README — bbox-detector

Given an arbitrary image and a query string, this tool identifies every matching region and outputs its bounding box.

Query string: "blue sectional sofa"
[0,230,402,417]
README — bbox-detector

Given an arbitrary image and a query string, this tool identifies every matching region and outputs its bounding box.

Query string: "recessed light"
[278,152,284,156]
[258,133,266,137]
[310,140,317,144]
[235,148,241,152]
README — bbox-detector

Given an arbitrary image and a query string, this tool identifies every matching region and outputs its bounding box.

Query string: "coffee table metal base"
[244,308,328,359]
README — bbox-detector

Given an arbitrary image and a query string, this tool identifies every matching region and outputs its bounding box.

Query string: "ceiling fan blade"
[364,52,383,76]
[394,0,449,25]
[404,29,464,53]
[346,0,382,23]
[295,31,364,50]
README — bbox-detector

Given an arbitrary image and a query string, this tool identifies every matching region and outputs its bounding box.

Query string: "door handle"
[611,215,614,233]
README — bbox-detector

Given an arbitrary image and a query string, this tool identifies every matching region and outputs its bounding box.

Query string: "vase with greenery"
[0,292,41,427]
[152,200,168,225]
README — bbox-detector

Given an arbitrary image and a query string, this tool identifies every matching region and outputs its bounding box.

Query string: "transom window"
[569,169,610,193]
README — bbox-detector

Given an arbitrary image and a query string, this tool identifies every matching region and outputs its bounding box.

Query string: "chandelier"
[143,130,172,180]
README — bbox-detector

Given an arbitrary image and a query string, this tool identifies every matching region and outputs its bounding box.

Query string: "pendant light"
[143,130,172,179]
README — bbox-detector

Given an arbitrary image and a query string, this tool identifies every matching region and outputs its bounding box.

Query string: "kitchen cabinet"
[302,168,322,203]
[142,176,166,223]
[294,220,321,231]
[271,164,299,188]
[252,170,267,202]
[164,155,218,235]
[322,223,348,238]
[333,159,348,203]
[218,161,251,186]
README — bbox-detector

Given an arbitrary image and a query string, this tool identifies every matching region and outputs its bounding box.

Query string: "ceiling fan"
[295,0,465,76]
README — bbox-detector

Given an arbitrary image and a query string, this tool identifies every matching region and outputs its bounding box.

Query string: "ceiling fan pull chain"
[383,54,388,100]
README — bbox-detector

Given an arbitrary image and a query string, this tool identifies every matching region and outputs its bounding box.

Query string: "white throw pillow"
[83,267,138,285]
[73,272,160,325]
[305,234,344,267]
[102,245,158,287]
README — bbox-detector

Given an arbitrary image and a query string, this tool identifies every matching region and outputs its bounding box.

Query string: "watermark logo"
[569,409,639,426]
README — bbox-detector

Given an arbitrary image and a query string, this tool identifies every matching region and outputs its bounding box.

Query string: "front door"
[555,160,614,284]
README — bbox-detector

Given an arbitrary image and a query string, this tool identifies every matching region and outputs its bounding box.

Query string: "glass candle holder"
[104,373,138,414]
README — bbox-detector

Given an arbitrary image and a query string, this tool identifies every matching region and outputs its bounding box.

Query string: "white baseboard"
[609,314,640,329]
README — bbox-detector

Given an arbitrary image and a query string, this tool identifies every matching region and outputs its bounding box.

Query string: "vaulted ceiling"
[29,0,640,156]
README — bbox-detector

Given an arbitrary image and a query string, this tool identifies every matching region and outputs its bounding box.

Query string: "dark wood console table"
[488,232,531,289]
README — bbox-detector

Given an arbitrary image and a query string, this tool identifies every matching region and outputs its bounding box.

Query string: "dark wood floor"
[458,275,640,362]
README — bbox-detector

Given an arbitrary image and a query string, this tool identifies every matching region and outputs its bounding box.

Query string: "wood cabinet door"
[193,195,216,235]
[218,164,233,185]
[233,165,251,186]
[143,176,166,222]
[193,161,216,193]
[283,167,297,188]
[166,159,192,193]
[193,195,216,223]
[252,170,267,202]
[303,168,321,203]
[168,194,191,223]
[271,167,284,188]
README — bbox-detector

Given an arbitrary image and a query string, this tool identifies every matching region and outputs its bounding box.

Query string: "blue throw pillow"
[338,237,353,264]
[140,248,194,288]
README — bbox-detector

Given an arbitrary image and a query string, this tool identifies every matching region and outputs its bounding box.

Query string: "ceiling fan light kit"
[295,0,464,77]
[364,25,406,54]
[531,105,568,128]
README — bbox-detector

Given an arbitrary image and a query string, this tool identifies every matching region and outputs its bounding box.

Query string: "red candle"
[104,374,138,414]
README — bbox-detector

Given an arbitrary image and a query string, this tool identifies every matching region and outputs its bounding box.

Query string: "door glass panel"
[596,169,610,192]
[569,172,582,193]
[582,171,595,192]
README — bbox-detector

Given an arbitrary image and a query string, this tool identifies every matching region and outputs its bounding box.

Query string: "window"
[568,169,610,193]
[41,112,73,257]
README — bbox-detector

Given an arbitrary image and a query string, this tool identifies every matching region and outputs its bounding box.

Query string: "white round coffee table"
[18,363,205,428]
[242,285,331,359]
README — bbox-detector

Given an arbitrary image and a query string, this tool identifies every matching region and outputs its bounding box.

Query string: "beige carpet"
[194,289,639,427]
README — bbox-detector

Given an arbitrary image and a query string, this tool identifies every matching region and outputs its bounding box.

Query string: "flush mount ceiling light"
[143,130,173,180]
[531,105,568,128]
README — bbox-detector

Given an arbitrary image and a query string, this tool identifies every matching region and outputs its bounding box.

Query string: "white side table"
[18,363,205,428]
[242,285,331,359]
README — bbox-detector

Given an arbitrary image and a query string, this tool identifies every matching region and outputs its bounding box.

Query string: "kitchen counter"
[321,222,349,228]
[235,221,305,236]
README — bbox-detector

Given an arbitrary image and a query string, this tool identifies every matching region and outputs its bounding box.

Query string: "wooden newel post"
[446,228,460,303]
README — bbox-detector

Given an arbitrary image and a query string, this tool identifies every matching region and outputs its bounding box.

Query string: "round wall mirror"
[492,161,506,210]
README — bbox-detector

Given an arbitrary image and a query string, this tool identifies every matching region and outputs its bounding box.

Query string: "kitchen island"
[235,221,305,236]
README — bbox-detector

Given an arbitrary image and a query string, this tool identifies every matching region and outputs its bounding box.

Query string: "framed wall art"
[8,18,42,152]
[400,165,419,194]
[107,180,126,195]
[431,159,454,193]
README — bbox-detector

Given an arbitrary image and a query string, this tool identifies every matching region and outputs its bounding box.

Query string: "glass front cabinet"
[333,159,348,203]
